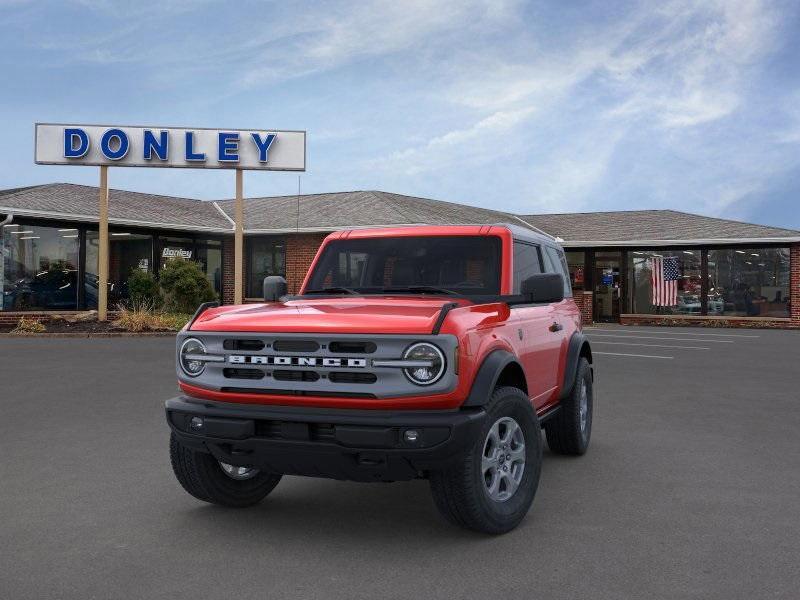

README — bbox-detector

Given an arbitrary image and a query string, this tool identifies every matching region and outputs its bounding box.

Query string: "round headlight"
[180,337,207,377]
[403,342,446,385]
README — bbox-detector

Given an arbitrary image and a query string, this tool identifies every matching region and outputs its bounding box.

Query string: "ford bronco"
[166,224,593,533]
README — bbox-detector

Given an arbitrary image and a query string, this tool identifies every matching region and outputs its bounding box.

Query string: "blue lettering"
[143,130,168,160]
[100,128,129,160]
[64,128,89,158]
[251,133,276,162]
[218,132,239,162]
[185,131,205,161]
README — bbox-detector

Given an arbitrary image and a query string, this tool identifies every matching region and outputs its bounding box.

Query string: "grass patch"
[113,302,192,332]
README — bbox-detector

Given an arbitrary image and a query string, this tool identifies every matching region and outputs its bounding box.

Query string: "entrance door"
[593,251,622,322]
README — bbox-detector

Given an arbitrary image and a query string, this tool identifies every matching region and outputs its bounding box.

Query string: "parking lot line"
[591,341,710,350]
[587,334,734,343]
[593,351,674,359]
[585,328,759,339]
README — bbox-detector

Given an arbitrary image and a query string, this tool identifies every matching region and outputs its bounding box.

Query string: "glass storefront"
[2,223,80,310]
[247,236,285,297]
[196,240,223,296]
[565,251,586,292]
[629,249,702,315]
[707,248,790,318]
[85,230,154,308]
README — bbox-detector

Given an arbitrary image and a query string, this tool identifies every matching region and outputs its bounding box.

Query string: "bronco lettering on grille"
[228,355,367,368]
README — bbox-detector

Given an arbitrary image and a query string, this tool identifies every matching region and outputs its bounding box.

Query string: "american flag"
[651,256,679,306]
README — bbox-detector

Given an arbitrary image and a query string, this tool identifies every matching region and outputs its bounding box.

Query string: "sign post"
[235,169,244,305]
[98,166,109,320]
[34,123,306,319]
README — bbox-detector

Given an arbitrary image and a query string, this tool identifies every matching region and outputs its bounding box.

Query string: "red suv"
[166,224,593,533]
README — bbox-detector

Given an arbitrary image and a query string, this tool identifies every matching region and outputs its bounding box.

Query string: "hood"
[189,296,472,334]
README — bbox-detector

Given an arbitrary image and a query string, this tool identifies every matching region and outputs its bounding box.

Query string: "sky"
[1,0,799,229]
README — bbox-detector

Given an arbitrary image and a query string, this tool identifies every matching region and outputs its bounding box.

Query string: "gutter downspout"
[0,213,12,226]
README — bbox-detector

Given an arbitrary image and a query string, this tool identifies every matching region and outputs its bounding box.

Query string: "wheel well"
[495,361,528,395]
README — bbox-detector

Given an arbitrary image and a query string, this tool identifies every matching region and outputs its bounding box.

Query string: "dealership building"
[1,182,798,328]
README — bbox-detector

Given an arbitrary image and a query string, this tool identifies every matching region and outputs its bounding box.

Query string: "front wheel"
[429,387,542,534]
[169,433,282,507]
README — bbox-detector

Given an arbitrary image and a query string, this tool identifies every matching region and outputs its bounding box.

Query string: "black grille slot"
[223,368,265,380]
[223,339,265,351]
[311,423,336,441]
[220,387,377,399]
[273,339,320,353]
[329,341,377,354]
[255,420,282,438]
[329,371,377,384]
[273,370,320,382]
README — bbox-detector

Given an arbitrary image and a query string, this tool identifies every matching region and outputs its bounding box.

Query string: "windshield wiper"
[381,285,459,296]
[304,286,360,295]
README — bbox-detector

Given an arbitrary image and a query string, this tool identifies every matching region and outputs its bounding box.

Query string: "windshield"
[305,236,502,296]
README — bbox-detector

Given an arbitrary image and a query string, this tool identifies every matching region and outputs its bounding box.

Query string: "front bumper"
[166,396,486,482]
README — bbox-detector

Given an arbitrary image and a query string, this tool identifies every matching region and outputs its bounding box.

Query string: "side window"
[512,241,542,293]
[544,246,572,298]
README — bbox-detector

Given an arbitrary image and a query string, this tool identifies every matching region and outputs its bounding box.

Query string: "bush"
[127,269,162,308]
[11,316,46,334]
[158,259,216,314]
[113,301,192,332]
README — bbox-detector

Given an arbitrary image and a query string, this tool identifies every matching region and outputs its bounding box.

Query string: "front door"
[593,251,622,322]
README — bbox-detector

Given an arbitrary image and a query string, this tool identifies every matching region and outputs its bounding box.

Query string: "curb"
[0,332,178,338]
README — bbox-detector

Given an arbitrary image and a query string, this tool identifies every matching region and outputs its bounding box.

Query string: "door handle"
[549,322,563,333]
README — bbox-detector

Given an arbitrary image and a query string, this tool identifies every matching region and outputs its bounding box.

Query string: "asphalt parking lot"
[1,326,799,600]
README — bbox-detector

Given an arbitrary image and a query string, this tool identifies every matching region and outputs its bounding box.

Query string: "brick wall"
[285,233,328,294]
[791,243,799,325]
[573,291,593,326]
[221,237,235,305]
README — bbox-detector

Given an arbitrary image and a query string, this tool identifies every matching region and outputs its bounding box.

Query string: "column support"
[98,166,109,321]
[234,169,244,305]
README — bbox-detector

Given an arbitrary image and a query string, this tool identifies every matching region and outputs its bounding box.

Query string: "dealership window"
[196,240,223,297]
[85,230,154,308]
[1,223,80,311]
[565,251,586,291]
[628,249,702,315]
[247,236,285,297]
[707,248,790,318]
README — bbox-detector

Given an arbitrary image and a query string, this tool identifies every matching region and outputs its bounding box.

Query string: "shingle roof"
[214,190,522,231]
[1,183,798,243]
[518,210,800,245]
[0,183,230,232]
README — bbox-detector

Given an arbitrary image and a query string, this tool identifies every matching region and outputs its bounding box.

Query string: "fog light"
[189,416,204,431]
[404,429,420,443]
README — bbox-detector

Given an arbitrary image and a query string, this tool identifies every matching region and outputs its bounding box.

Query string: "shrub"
[127,269,162,308]
[158,259,216,314]
[113,301,191,332]
[11,316,46,334]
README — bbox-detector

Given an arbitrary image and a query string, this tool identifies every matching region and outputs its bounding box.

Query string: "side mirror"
[521,273,564,303]
[263,275,288,302]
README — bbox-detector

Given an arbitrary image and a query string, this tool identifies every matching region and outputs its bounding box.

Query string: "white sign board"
[34,123,306,171]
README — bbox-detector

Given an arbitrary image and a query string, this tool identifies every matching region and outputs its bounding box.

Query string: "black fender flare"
[462,349,521,407]
[559,331,593,400]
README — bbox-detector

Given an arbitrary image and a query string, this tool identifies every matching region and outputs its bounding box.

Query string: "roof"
[214,190,526,232]
[0,183,230,232]
[0,183,797,244]
[518,209,800,246]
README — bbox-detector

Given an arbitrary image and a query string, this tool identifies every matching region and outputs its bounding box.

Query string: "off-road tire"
[545,357,593,455]
[429,386,542,534]
[169,433,282,507]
